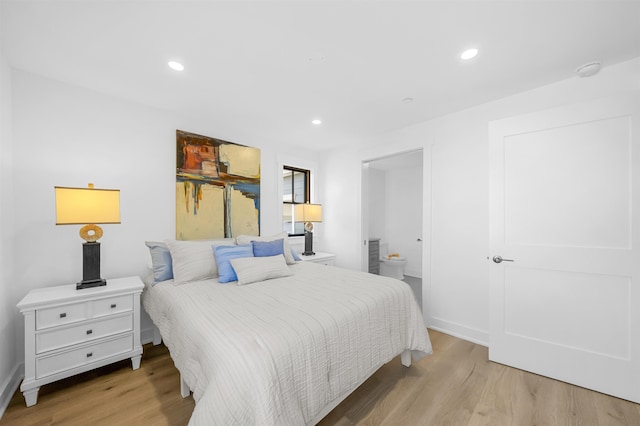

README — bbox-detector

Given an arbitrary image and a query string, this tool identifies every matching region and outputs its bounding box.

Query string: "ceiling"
[2,1,639,151]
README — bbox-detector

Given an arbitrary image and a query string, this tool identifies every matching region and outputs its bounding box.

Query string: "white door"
[489,95,640,402]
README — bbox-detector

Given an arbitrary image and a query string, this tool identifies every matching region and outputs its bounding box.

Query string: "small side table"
[299,252,336,266]
[17,276,144,407]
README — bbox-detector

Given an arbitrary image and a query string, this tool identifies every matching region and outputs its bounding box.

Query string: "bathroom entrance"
[362,150,424,305]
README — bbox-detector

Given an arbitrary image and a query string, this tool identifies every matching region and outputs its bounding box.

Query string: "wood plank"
[0,343,195,426]
[2,331,639,425]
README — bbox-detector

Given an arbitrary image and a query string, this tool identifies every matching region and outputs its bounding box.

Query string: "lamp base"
[302,230,315,256]
[79,242,106,290]
[77,279,107,290]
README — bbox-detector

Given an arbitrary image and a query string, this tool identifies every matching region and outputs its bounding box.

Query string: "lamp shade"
[55,185,121,225]
[294,203,322,223]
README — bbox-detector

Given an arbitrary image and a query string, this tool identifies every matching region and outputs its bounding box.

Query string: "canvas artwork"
[176,130,260,240]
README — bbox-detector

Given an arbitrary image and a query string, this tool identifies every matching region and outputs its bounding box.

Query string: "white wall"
[322,56,640,345]
[3,70,320,398]
[0,49,20,416]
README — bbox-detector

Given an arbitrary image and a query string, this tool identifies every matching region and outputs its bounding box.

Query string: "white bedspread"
[142,262,431,425]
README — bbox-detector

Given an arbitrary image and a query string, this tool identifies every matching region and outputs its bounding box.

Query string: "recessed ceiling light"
[460,48,478,60]
[402,97,414,104]
[168,61,184,71]
[312,119,322,125]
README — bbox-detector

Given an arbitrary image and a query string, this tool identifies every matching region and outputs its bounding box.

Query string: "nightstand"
[300,252,336,266]
[17,276,144,407]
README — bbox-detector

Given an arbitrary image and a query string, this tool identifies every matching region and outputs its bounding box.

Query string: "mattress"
[142,261,431,425]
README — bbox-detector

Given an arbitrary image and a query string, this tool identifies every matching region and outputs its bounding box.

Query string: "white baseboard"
[404,270,422,279]
[428,317,489,347]
[0,363,23,420]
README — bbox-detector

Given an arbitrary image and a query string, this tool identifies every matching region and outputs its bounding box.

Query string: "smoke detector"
[576,62,601,78]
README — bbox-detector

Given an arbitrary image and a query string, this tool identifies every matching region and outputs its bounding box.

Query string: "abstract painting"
[176,130,260,240]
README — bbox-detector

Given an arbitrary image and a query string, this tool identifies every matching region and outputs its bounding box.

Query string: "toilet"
[379,243,407,280]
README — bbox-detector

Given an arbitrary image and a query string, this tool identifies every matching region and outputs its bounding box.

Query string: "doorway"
[362,150,424,305]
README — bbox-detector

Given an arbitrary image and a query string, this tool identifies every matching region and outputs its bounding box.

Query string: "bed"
[142,237,432,425]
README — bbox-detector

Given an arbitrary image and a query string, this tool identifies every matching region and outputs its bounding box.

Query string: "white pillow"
[165,238,235,285]
[230,254,293,285]
[236,232,296,264]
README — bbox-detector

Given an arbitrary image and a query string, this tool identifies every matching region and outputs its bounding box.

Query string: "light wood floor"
[2,330,639,425]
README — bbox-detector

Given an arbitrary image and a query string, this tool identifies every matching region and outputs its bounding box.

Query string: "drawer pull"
[86,329,93,335]
[86,352,93,358]
[59,313,67,318]
[110,304,116,308]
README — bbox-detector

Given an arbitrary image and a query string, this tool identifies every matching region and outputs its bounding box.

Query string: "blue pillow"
[252,239,284,258]
[145,241,173,284]
[214,244,254,283]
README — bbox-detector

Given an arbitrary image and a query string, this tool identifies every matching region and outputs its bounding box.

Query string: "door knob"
[492,255,514,264]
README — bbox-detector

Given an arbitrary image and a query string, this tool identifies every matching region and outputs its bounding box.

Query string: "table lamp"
[294,203,322,256]
[55,183,120,289]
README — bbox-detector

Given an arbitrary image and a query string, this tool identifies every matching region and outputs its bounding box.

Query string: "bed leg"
[401,350,411,367]
[180,375,190,398]
[152,324,162,345]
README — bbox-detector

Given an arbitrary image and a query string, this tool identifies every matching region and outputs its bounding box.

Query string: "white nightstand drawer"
[36,302,87,330]
[36,334,133,380]
[93,294,132,318]
[36,313,133,354]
